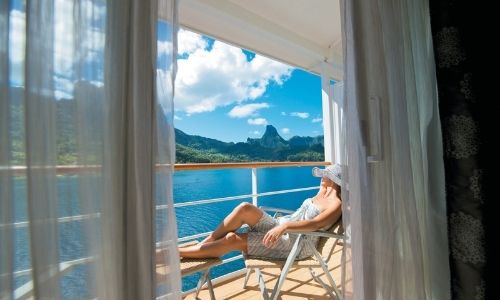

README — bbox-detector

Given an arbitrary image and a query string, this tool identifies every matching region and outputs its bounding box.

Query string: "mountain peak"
[260,125,287,148]
[263,125,279,136]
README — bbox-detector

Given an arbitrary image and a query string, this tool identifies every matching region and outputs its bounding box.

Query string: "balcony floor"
[184,245,347,299]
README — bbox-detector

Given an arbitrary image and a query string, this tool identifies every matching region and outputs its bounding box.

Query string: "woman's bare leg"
[201,203,263,243]
[180,233,248,258]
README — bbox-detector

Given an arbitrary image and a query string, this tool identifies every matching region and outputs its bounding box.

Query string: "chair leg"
[255,268,270,300]
[309,267,336,299]
[243,268,253,288]
[322,265,343,300]
[306,240,343,300]
[311,252,343,300]
[268,235,302,300]
[206,274,216,300]
[194,270,209,299]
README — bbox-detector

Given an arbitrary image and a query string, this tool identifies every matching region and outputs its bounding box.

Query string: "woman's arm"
[262,198,341,247]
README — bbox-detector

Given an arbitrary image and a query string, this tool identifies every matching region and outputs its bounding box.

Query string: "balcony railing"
[5,161,330,298]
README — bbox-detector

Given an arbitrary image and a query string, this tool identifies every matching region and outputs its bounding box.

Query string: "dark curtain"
[429,1,496,299]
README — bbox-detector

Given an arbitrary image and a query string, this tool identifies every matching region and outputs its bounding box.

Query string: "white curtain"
[0,0,180,299]
[340,0,451,299]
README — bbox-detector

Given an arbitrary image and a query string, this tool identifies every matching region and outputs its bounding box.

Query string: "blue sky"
[8,2,324,144]
[173,29,324,143]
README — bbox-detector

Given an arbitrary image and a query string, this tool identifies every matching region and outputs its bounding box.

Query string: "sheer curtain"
[340,0,451,299]
[0,0,180,299]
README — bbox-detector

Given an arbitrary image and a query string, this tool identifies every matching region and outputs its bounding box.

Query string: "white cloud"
[9,9,25,86]
[9,10,25,65]
[175,31,293,114]
[174,115,182,120]
[58,1,106,72]
[54,0,106,98]
[54,0,75,75]
[228,103,269,118]
[250,130,261,135]
[290,112,310,119]
[312,117,322,123]
[178,29,208,55]
[81,0,106,20]
[78,1,106,66]
[54,76,74,99]
[281,128,290,134]
[158,40,172,57]
[281,112,287,116]
[157,69,174,110]
[82,30,105,65]
[248,118,268,125]
[8,2,106,92]
[159,27,204,58]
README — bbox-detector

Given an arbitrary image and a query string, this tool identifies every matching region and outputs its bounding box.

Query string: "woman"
[178,164,342,260]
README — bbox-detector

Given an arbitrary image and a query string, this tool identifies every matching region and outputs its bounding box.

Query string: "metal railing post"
[251,167,258,206]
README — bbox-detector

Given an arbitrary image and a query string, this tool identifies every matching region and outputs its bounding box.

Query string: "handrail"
[2,213,101,229]
[5,161,330,175]
[169,186,318,209]
[0,186,318,229]
[3,186,318,229]
[174,161,330,171]
[11,256,95,278]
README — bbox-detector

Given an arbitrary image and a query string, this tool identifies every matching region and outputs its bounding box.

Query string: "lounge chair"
[243,207,344,300]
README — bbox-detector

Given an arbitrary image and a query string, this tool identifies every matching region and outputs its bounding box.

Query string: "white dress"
[246,198,328,260]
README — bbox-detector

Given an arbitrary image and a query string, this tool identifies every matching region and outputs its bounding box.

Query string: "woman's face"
[320,176,334,187]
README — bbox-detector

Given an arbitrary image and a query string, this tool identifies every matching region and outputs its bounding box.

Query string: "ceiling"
[176,0,343,80]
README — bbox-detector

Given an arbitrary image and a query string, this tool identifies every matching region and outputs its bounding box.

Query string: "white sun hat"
[312,163,342,186]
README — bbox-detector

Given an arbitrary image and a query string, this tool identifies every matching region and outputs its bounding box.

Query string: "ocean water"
[11,166,320,298]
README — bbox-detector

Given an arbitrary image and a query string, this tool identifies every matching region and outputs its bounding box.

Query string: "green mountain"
[8,86,324,164]
[175,125,324,163]
[247,125,287,148]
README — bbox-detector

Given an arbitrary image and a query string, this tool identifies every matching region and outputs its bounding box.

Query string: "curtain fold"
[24,1,61,298]
[156,0,182,298]
[1,1,14,299]
[0,0,180,299]
[341,0,450,298]
[429,1,490,298]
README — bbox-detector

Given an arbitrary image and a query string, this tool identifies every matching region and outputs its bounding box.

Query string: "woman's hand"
[263,224,287,248]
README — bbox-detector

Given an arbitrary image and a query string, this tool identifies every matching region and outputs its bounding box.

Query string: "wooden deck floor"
[183,246,349,300]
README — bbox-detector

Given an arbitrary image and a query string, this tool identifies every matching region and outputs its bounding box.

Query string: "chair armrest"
[289,230,345,240]
[259,206,295,215]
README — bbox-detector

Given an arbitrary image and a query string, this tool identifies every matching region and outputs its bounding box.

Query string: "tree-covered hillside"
[8,87,324,164]
[174,125,324,163]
